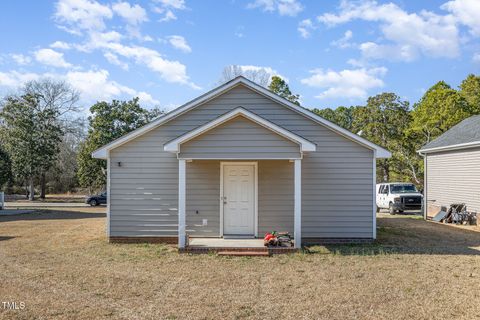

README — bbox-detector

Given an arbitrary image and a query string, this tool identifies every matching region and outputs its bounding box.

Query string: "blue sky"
[0,0,479,112]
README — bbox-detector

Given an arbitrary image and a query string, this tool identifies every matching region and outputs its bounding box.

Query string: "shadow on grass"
[0,236,15,241]
[304,216,480,256]
[0,209,105,222]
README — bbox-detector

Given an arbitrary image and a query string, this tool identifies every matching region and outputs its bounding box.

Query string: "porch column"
[294,159,302,248]
[178,159,186,248]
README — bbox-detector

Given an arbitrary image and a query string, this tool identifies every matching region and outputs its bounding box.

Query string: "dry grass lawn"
[1,209,480,319]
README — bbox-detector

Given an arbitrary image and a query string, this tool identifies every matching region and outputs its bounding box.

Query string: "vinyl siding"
[258,160,294,235]
[426,147,480,212]
[183,160,294,237]
[179,115,301,159]
[109,84,374,239]
[185,160,220,236]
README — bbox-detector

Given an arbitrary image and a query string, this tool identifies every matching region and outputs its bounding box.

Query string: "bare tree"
[22,79,81,198]
[23,79,80,118]
[219,65,270,87]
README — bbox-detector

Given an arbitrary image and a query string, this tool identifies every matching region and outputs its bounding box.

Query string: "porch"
[177,159,303,249]
[163,108,317,249]
[181,237,298,255]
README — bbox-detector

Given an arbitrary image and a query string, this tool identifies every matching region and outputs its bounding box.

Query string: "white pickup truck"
[376,182,423,214]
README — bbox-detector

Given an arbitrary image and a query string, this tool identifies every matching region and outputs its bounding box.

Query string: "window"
[379,185,388,194]
[390,184,417,194]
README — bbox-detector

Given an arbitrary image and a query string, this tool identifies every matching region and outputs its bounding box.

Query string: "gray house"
[419,115,480,218]
[93,77,390,248]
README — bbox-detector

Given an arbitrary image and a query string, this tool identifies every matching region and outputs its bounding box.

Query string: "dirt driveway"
[1,209,479,319]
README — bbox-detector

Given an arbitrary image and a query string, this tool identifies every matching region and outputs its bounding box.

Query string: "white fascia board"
[92,149,108,159]
[92,76,391,159]
[418,141,480,155]
[240,79,391,159]
[164,107,316,152]
[91,77,247,159]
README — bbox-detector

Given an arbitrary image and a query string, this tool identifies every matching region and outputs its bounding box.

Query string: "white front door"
[222,164,256,236]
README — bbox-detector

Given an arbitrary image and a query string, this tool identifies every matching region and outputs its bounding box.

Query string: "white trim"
[106,151,111,237]
[178,156,303,160]
[423,155,427,220]
[372,150,376,240]
[294,159,302,248]
[219,164,223,236]
[418,140,480,154]
[178,159,186,248]
[164,107,316,153]
[219,162,258,237]
[92,77,390,159]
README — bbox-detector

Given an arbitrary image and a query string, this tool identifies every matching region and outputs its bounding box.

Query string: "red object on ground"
[264,233,275,241]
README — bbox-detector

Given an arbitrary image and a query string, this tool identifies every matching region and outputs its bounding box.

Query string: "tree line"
[0,80,161,199]
[313,75,480,186]
[0,73,478,199]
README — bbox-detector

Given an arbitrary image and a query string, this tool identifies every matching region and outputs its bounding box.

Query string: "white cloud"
[136,91,159,105]
[66,69,132,101]
[331,30,353,48]
[156,0,186,10]
[50,41,72,50]
[167,35,191,53]
[248,0,303,17]
[112,2,148,25]
[442,0,480,36]
[90,30,123,45]
[301,67,387,99]
[359,42,418,62]
[112,2,149,39]
[159,10,177,22]
[277,0,303,16]
[153,0,186,22]
[34,48,73,68]
[52,0,196,88]
[54,0,113,33]
[239,65,288,82]
[55,0,150,39]
[0,71,41,88]
[10,54,31,65]
[77,33,197,87]
[346,58,365,67]
[103,52,129,70]
[73,30,123,52]
[473,53,480,63]
[102,42,199,88]
[298,19,315,38]
[0,70,159,106]
[318,0,460,61]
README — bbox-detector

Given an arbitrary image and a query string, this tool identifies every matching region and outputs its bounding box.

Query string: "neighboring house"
[93,76,391,248]
[419,115,480,218]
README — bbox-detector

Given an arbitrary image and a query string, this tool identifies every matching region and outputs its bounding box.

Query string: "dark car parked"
[86,192,107,206]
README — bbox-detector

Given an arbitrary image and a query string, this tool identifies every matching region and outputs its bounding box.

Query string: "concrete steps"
[217,250,271,257]
[179,246,297,255]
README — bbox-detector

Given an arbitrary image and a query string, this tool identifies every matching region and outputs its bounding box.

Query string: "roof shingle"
[420,115,480,151]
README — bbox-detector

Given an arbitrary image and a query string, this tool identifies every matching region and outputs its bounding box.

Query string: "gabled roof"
[92,76,391,159]
[164,107,316,153]
[419,115,480,154]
